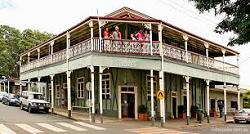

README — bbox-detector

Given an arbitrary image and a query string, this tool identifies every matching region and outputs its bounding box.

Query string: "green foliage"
[138,104,147,113]
[189,0,250,46]
[0,25,53,78]
[178,105,187,113]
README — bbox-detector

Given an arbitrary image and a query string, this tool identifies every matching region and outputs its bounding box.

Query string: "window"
[102,73,111,99]
[77,77,84,98]
[231,101,238,109]
[146,74,157,100]
[56,85,60,98]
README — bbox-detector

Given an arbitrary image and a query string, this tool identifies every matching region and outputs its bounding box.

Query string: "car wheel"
[45,109,49,113]
[28,105,33,113]
[20,103,23,110]
[234,119,239,124]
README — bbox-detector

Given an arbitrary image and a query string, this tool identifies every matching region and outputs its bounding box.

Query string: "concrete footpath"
[52,108,233,130]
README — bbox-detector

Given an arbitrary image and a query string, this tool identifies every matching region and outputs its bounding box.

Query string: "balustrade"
[20,38,238,75]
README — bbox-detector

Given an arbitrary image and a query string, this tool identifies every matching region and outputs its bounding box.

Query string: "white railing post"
[183,34,189,63]
[150,24,153,55]
[50,41,54,64]
[37,48,40,67]
[204,42,209,67]
[221,49,226,71]
[89,21,94,51]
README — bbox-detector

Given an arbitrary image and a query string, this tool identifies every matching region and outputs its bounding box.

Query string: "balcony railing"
[20,38,238,75]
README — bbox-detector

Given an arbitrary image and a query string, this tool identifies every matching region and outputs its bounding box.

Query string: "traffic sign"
[157,90,165,100]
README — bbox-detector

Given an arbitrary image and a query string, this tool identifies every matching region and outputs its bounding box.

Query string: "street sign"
[157,90,165,100]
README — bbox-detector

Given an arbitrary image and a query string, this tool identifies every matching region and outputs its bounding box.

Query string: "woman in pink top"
[136,30,144,41]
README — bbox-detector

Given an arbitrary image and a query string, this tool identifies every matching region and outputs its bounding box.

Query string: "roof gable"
[105,6,156,20]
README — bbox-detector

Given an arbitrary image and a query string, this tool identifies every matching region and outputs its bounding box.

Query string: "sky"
[0,0,249,89]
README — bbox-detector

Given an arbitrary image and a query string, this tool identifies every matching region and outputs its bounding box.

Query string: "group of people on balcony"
[103,26,150,42]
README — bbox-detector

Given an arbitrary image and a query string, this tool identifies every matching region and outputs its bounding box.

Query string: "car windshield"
[33,94,44,100]
[239,109,250,113]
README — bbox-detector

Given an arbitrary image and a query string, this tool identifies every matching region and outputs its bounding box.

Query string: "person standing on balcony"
[103,27,110,39]
[136,30,144,54]
[103,27,111,51]
[112,26,121,40]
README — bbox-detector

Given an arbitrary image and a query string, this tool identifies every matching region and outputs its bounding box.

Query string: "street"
[0,103,197,134]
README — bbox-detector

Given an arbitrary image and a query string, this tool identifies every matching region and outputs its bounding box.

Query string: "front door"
[121,93,135,118]
[172,97,177,118]
[118,86,138,120]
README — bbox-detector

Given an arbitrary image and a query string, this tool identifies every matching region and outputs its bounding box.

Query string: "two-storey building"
[19,7,241,125]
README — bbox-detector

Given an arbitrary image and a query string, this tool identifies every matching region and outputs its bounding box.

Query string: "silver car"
[0,92,7,102]
[234,108,250,123]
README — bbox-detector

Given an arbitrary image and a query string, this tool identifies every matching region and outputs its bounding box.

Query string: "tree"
[189,0,250,46]
[0,25,53,78]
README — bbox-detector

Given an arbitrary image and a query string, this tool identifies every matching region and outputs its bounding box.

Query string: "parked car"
[233,108,250,123]
[2,93,20,106]
[20,91,50,113]
[0,92,7,102]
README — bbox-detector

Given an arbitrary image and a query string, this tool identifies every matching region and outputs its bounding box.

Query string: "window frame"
[77,77,85,99]
[55,85,60,99]
[101,73,111,100]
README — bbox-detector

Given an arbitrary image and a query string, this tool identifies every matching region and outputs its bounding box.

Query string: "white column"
[205,79,210,123]
[89,21,94,51]
[19,81,22,95]
[7,80,10,94]
[158,23,165,126]
[50,41,54,63]
[150,24,153,55]
[27,79,30,92]
[237,86,240,111]
[50,75,54,113]
[99,66,106,123]
[37,77,41,93]
[67,71,72,117]
[150,70,155,125]
[223,82,227,121]
[159,71,165,125]
[90,65,95,122]
[185,76,190,125]
[66,31,72,118]
[183,34,189,63]
[204,43,209,67]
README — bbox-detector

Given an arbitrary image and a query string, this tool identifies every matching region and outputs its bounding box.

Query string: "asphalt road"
[3,102,248,134]
[0,102,196,134]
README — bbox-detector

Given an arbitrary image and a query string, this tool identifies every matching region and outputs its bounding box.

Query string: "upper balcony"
[20,37,238,75]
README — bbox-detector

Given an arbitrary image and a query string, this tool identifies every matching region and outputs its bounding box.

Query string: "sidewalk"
[52,108,233,129]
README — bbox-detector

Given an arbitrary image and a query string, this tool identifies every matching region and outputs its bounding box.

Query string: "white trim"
[118,85,138,120]
[77,77,85,99]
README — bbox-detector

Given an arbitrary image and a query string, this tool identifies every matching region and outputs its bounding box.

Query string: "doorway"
[172,97,177,118]
[118,86,138,120]
[121,93,135,118]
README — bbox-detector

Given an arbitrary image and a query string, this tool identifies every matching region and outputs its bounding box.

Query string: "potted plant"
[191,105,198,118]
[138,105,148,121]
[178,105,187,119]
[210,108,216,117]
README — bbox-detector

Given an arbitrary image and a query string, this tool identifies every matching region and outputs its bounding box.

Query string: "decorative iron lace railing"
[20,38,238,75]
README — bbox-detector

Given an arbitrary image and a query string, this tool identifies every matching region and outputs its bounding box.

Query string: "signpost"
[157,90,165,100]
